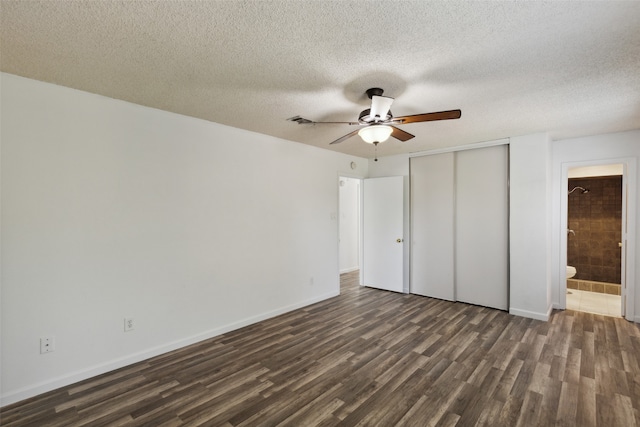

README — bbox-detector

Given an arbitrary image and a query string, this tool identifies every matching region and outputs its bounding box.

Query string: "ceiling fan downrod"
[366,88,384,99]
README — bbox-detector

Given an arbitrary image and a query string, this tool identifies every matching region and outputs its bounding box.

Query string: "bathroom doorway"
[566,164,624,317]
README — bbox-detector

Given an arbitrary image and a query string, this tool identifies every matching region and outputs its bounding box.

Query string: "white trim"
[408,138,509,158]
[340,266,359,274]
[0,290,339,407]
[509,307,550,321]
[338,171,367,180]
[625,159,637,322]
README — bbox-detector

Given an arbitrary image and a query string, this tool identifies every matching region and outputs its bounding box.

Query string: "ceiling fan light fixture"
[358,125,393,144]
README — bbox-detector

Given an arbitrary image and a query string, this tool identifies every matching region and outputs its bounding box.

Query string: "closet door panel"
[455,145,509,310]
[410,153,455,300]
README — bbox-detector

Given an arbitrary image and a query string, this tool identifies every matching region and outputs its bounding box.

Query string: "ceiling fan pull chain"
[374,141,379,162]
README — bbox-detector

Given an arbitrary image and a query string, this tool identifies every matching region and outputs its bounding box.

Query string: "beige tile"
[604,284,621,295]
[569,289,622,318]
[581,303,605,316]
[581,292,601,305]
[579,282,591,291]
[607,301,621,317]
[566,293,580,311]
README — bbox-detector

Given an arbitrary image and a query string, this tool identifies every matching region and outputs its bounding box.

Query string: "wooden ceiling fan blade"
[329,129,360,145]
[390,126,415,142]
[393,109,461,124]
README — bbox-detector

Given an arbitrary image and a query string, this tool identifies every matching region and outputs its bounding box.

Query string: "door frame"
[559,157,636,321]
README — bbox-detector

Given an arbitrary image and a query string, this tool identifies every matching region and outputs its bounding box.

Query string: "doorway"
[562,163,630,318]
[338,177,361,283]
[566,165,623,317]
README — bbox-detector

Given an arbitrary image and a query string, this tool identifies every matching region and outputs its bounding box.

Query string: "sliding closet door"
[410,153,455,300]
[455,145,508,310]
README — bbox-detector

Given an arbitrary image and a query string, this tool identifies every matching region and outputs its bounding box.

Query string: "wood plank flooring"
[2,271,640,426]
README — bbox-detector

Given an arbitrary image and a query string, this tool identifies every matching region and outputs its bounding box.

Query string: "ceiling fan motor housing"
[359,108,393,124]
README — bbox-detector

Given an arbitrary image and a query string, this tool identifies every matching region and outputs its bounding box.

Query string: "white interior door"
[363,176,404,292]
[410,153,455,300]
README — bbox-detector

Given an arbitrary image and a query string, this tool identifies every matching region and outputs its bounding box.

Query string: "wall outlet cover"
[124,318,134,332]
[40,336,55,354]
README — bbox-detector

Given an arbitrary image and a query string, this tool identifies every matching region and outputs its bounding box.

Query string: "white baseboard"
[339,266,359,274]
[509,307,550,321]
[0,290,339,407]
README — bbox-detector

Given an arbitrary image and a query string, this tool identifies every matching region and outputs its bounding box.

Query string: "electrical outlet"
[40,336,55,354]
[124,318,134,332]
[310,276,314,286]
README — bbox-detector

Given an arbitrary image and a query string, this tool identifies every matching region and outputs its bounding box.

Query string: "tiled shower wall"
[567,176,622,284]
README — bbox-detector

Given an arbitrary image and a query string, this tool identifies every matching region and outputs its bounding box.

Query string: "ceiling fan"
[288,88,461,151]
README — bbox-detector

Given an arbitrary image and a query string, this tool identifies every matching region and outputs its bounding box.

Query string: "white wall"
[0,73,368,405]
[550,130,639,322]
[339,177,359,273]
[509,133,553,320]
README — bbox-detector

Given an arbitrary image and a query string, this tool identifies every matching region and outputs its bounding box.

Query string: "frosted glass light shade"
[358,125,393,144]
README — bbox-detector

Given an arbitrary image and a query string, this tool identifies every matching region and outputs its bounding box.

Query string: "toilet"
[566,266,576,279]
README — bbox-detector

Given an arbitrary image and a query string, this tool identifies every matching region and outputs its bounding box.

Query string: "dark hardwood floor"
[2,271,640,426]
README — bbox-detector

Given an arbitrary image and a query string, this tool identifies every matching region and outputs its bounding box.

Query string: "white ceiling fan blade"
[370,95,394,122]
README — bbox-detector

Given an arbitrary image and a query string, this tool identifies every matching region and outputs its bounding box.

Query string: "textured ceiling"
[2,1,639,159]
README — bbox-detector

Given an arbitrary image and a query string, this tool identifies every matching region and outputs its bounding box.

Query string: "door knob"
[397,238,403,243]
